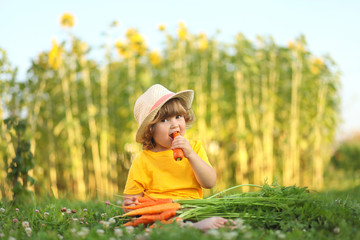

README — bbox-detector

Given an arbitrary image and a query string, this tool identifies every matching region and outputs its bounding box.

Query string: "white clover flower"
[116,200,122,205]
[234,218,244,227]
[0,232,4,237]
[101,213,106,218]
[108,218,116,224]
[243,232,252,239]
[22,221,30,228]
[96,229,105,236]
[8,236,16,240]
[66,209,71,214]
[333,227,340,234]
[77,231,86,237]
[44,212,49,218]
[25,227,32,235]
[278,233,286,239]
[77,227,90,237]
[114,228,123,237]
[222,231,238,240]
[103,221,110,229]
[206,229,220,238]
[183,221,194,228]
[135,234,148,240]
[72,218,79,222]
[0,207,5,213]
[15,208,19,212]
[125,226,134,234]
[275,230,285,239]
[232,218,246,231]
[57,234,63,240]
[70,228,77,234]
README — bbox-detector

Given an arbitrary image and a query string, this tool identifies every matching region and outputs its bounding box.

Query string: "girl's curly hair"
[141,98,195,150]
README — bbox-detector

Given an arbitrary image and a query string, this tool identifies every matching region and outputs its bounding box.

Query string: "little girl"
[123,84,229,231]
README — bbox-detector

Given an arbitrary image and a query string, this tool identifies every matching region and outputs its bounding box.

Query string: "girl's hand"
[171,135,195,159]
[122,194,140,213]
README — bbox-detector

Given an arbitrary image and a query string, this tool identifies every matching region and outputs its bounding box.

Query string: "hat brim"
[136,89,194,143]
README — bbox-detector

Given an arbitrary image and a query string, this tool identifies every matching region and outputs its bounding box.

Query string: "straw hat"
[134,84,194,143]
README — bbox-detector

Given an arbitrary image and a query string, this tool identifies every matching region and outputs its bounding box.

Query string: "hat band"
[149,93,175,113]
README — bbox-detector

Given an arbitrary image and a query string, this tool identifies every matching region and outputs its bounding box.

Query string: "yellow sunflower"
[149,51,161,66]
[177,22,187,40]
[48,39,62,70]
[60,13,75,28]
[114,40,129,58]
[310,57,324,75]
[198,33,208,51]
[158,24,166,32]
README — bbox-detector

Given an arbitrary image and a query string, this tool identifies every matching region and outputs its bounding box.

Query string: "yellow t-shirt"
[123,140,212,199]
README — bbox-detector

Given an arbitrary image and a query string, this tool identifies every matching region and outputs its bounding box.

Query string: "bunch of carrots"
[122,195,182,227]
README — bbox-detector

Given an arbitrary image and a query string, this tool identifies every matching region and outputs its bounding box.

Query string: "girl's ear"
[149,124,154,133]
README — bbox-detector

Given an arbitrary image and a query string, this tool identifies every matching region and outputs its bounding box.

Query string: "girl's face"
[152,114,186,152]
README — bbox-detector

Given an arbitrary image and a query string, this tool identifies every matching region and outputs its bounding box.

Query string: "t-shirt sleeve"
[123,156,146,195]
[192,140,213,167]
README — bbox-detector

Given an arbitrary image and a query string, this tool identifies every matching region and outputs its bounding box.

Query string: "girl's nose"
[169,117,178,128]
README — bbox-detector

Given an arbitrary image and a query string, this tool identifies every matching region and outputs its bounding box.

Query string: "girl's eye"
[176,115,183,119]
[161,119,168,122]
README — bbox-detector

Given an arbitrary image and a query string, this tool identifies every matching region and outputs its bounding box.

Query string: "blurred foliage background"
[326,133,360,190]
[1,13,357,200]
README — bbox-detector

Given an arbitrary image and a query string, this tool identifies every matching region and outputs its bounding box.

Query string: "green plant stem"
[207,184,263,199]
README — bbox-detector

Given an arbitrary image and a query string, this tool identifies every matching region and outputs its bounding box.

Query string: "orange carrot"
[123,209,177,227]
[137,196,155,203]
[149,220,171,229]
[172,132,184,161]
[123,198,173,210]
[123,202,181,216]
[139,209,177,221]
[123,218,153,227]
[148,217,181,228]
[143,192,157,201]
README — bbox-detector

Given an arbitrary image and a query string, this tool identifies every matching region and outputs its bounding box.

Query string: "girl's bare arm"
[172,136,216,188]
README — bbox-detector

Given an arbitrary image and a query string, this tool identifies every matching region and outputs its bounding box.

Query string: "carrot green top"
[124,140,212,199]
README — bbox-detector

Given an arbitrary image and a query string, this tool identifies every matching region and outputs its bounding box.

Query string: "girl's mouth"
[169,131,179,140]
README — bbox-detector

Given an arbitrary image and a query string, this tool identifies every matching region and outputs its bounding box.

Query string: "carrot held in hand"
[172,132,184,161]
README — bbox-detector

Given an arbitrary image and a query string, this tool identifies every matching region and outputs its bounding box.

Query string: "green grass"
[0,184,359,240]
